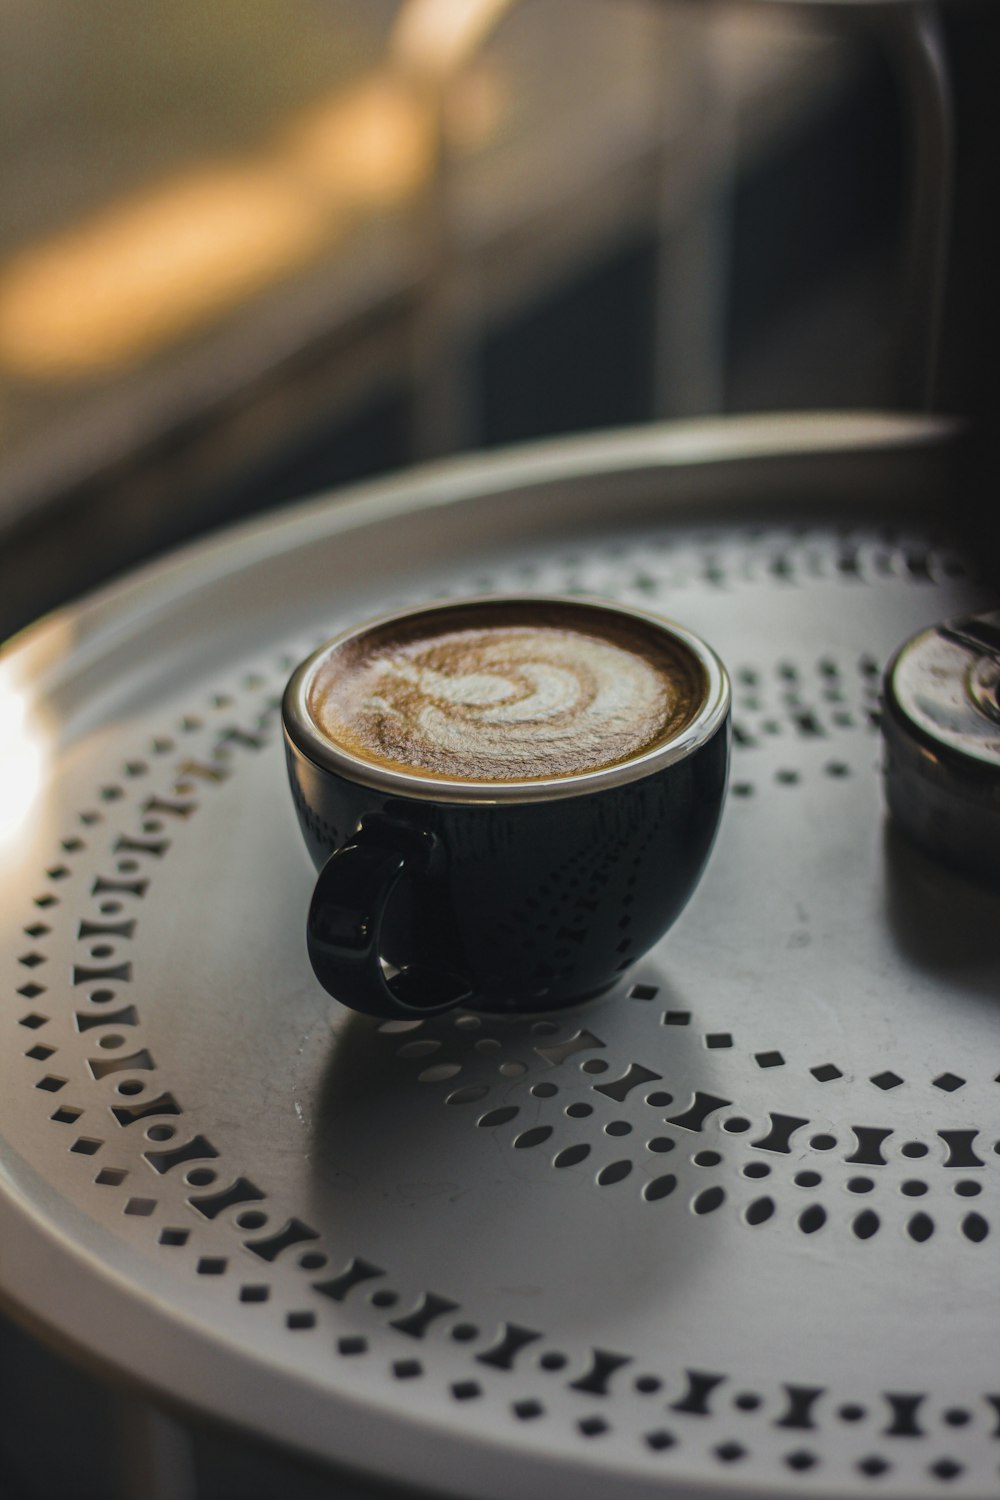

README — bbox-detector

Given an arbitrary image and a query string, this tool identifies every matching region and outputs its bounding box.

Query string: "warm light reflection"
[392,0,516,79]
[0,165,329,378]
[284,77,433,210]
[0,678,45,846]
[0,0,520,380]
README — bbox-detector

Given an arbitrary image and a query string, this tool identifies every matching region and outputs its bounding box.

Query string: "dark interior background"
[5,2,995,651]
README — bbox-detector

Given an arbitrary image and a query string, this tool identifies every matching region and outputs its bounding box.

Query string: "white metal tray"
[2,414,998,1500]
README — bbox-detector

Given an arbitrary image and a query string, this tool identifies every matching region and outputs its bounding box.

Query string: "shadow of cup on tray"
[303,976,717,1329]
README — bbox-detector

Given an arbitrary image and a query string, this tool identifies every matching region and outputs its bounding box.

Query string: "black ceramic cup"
[282,595,730,1019]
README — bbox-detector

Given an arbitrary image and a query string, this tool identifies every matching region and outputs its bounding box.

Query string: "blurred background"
[0,2,997,1495]
[1,0,995,648]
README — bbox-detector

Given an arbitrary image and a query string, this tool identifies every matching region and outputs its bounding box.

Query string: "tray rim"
[1,410,958,686]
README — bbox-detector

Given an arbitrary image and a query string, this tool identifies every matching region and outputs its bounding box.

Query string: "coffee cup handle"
[306,815,474,1018]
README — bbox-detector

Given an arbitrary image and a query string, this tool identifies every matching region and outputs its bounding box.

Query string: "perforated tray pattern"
[2,422,999,1500]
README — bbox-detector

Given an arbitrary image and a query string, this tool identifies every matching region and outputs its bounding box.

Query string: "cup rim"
[281,593,730,805]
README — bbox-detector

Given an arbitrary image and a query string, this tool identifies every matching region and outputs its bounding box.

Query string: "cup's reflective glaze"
[282,596,730,1018]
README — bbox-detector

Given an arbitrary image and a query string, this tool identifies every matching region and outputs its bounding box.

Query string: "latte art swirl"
[310,606,705,783]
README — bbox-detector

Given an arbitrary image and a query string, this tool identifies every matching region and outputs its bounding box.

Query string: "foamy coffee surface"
[308,602,704,783]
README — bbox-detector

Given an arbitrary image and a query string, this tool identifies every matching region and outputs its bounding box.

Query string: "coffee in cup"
[283,595,730,1018]
[306,598,706,785]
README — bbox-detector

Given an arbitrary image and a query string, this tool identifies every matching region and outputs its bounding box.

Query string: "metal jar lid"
[882,610,1000,880]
